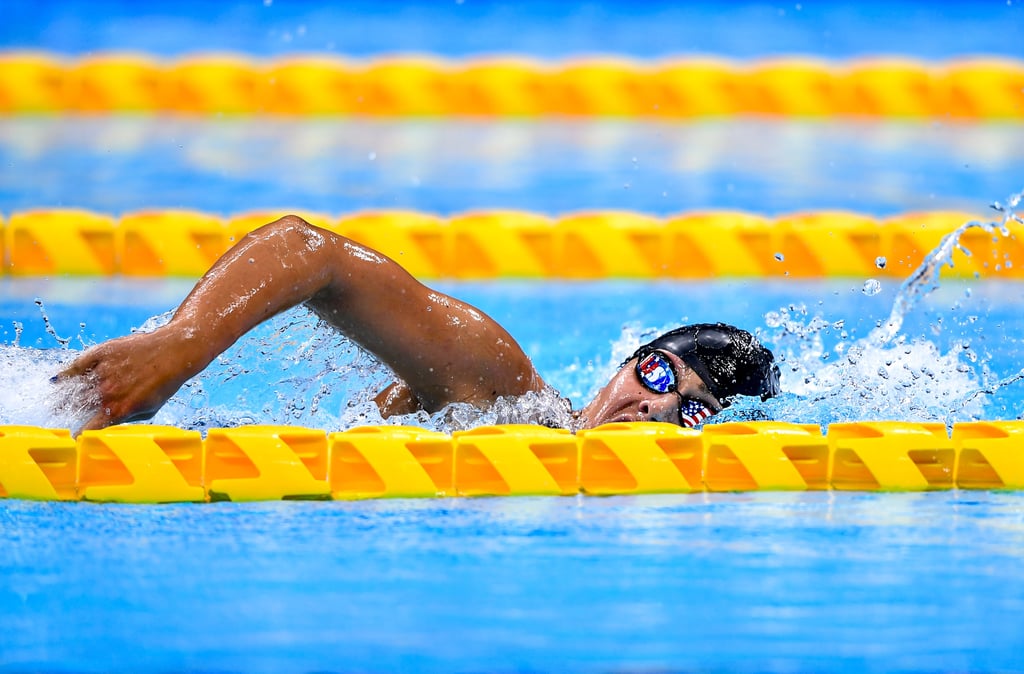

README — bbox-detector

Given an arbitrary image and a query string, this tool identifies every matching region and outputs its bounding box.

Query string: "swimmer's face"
[578,350,722,429]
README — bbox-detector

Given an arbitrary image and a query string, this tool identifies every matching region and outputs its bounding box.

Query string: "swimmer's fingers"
[54,345,106,382]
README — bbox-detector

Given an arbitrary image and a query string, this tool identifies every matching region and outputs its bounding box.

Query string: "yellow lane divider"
[2,421,1023,503]
[1,208,1015,279]
[1,52,1022,118]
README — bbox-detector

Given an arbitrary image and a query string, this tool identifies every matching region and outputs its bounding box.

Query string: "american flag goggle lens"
[636,351,677,394]
[636,352,715,428]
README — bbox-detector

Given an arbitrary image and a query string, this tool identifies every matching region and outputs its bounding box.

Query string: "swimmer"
[57,215,780,432]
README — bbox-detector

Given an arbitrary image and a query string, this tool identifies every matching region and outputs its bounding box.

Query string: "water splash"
[34,299,73,348]
[0,345,97,428]
[752,188,1024,427]
[340,385,575,433]
[148,308,576,433]
[149,308,392,432]
[871,190,1022,346]
[2,191,1022,432]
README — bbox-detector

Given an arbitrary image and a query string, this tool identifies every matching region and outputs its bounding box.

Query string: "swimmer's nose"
[638,400,651,420]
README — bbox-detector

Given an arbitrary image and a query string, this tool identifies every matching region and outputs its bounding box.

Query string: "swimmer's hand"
[56,327,206,432]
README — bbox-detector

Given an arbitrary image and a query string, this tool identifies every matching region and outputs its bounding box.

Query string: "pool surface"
[4,491,1024,672]
[4,275,1024,431]
[3,1,1024,671]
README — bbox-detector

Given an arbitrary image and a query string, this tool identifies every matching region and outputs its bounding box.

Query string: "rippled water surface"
[3,2,1024,670]
[3,491,1024,672]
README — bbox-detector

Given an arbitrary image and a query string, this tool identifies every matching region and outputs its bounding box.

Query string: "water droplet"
[774,252,784,262]
[368,152,377,161]
[875,256,887,269]
[862,279,882,296]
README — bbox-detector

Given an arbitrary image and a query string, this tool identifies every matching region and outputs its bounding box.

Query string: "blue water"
[2,118,1021,217]
[4,2,1024,671]
[3,492,1024,672]
[3,0,1022,59]
[3,275,1024,669]
[4,275,1024,428]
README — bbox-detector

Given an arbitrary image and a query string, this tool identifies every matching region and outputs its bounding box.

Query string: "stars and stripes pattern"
[679,398,714,428]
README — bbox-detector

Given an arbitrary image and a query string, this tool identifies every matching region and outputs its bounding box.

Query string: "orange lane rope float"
[1,208,1017,280]
[2,421,1022,502]
[0,52,1021,118]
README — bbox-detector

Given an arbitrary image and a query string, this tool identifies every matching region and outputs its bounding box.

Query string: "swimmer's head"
[578,322,780,429]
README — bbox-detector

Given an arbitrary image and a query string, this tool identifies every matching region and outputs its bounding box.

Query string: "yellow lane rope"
[1,52,1022,118]
[1,208,1017,279]
[1,421,1021,502]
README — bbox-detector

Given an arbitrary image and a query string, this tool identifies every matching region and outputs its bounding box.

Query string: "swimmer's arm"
[304,222,543,410]
[60,216,345,429]
[62,215,540,429]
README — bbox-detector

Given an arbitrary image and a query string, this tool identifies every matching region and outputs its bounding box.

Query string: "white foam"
[0,345,96,429]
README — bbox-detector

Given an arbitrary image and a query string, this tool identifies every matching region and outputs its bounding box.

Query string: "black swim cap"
[627,323,780,407]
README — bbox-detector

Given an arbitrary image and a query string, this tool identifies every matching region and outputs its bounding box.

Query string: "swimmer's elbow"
[374,382,423,418]
[248,214,331,249]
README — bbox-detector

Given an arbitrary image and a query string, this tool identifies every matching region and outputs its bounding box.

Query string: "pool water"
[4,1,1024,671]
[4,0,1022,60]
[3,273,1024,671]
[3,117,1022,217]
[4,274,1024,431]
[2,246,1023,671]
[4,491,1024,672]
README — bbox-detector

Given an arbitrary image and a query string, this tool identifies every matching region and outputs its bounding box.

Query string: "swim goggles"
[635,351,715,428]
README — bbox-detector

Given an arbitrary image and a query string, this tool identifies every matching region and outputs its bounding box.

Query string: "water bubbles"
[33,298,72,348]
[875,256,887,269]
[188,386,208,410]
[0,344,97,429]
[862,279,882,296]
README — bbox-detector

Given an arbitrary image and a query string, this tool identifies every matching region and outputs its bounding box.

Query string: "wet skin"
[58,215,709,432]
